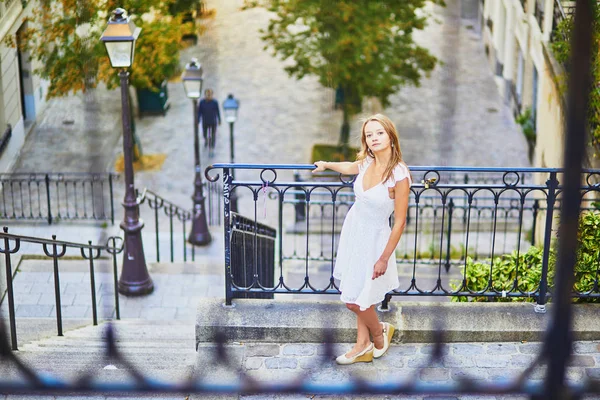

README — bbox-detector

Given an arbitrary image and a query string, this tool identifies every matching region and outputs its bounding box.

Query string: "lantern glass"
[224,109,237,123]
[183,79,203,99]
[100,9,140,68]
[223,94,239,123]
[104,41,134,68]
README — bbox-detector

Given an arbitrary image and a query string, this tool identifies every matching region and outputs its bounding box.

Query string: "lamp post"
[101,8,153,295]
[182,59,211,245]
[222,94,239,212]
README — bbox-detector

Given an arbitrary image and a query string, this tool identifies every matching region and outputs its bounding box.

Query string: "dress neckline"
[361,161,384,192]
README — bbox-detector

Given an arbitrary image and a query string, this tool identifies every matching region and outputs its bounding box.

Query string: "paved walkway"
[9,0,528,211]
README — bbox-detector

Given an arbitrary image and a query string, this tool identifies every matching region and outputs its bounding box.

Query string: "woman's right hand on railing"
[312,161,328,173]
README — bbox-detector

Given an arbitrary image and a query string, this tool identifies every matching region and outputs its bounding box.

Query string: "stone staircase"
[1,319,197,388]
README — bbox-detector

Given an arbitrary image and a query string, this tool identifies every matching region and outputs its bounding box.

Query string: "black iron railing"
[136,185,221,263]
[229,212,276,299]
[0,173,118,225]
[205,164,600,309]
[137,189,195,263]
[0,228,123,350]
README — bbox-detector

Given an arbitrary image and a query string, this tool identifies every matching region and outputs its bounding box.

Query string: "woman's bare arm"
[312,160,360,175]
[372,179,410,279]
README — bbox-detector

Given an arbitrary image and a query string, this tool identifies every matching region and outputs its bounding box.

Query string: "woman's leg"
[345,304,383,355]
[357,306,384,350]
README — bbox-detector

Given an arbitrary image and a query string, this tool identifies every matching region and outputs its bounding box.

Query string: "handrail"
[208,162,600,173]
[0,227,124,350]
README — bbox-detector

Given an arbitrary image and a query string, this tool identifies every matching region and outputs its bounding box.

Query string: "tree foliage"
[244,0,443,144]
[550,2,600,158]
[14,0,201,98]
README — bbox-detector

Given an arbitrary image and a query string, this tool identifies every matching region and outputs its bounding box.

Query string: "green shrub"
[311,144,359,163]
[573,211,600,301]
[451,246,546,303]
[451,211,600,303]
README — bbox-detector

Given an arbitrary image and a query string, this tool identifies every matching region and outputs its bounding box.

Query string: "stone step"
[2,319,198,384]
[21,341,194,351]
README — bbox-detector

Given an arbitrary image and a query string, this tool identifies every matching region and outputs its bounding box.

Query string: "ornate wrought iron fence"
[205,164,600,310]
[0,173,119,225]
[0,228,123,350]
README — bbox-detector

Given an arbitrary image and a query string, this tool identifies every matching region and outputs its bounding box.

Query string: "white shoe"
[335,342,374,365]
[373,322,395,359]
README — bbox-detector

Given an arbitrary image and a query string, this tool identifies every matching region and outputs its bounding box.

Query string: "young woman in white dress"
[313,114,411,365]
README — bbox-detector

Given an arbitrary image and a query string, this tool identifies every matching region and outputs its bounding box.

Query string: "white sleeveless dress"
[333,157,412,310]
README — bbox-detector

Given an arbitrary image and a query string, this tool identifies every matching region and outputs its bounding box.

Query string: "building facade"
[479,0,574,169]
[0,0,49,173]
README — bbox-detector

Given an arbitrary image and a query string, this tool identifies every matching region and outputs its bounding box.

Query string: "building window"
[516,50,525,108]
[534,0,545,30]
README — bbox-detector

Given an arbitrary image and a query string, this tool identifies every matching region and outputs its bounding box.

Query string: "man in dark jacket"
[197,89,221,149]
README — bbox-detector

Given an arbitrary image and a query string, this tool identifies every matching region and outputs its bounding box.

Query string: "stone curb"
[195,299,600,346]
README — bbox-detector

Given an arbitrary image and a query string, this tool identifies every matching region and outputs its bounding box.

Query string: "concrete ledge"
[196,298,600,347]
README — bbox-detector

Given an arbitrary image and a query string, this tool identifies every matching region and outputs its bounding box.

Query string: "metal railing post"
[109,174,115,225]
[2,227,19,350]
[536,172,559,313]
[531,199,540,245]
[87,242,98,326]
[223,168,234,306]
[43,235,66,336]
[45,174,52,225]
[445,198,455,272]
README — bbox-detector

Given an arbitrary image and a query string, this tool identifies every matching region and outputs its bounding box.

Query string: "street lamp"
[223,94,239,163]
[182,59,212,246]
[222,94,239,212]
[101,8,153,296]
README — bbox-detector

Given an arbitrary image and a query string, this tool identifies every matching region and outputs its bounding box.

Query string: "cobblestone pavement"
[195,340,600,400]
[2,339,600,399]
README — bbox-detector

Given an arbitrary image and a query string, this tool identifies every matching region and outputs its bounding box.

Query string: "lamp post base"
[188,167,212,246]
[118,224,154,296]
[118,276,154,296]
[188,218,212,246]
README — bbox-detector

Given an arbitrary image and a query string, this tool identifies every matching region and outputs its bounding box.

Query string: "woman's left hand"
[372,258,388,280]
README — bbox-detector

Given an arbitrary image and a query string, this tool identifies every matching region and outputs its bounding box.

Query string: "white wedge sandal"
[335,343,374,365]
[373,322,395,359]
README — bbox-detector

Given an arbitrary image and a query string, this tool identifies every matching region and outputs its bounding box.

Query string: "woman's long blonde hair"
[356,114,404,184]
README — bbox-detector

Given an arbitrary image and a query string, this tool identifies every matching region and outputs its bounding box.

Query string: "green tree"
[551,1,600,158]
[14,0,201,98]
[244,0,443,145]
